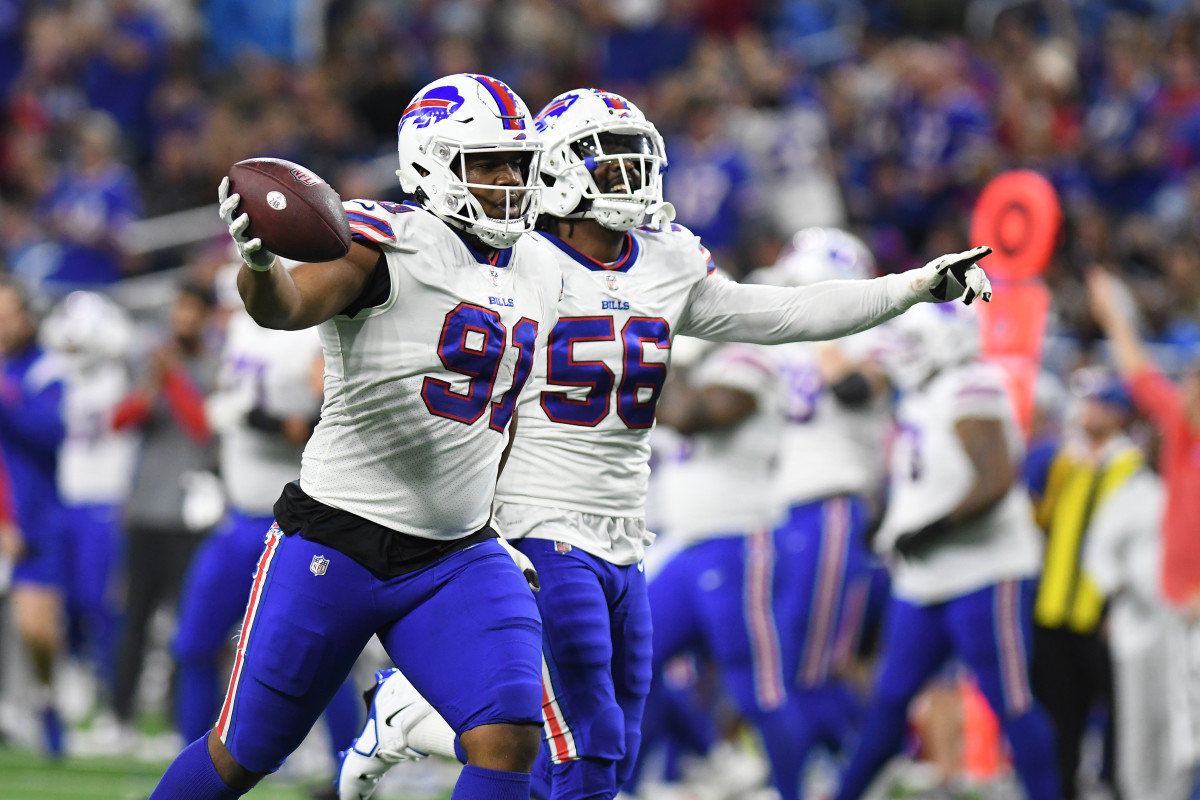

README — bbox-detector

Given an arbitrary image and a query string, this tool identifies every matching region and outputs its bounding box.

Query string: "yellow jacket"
[1034,439,1143,633]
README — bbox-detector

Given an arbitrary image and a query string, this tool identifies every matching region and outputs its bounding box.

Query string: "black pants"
[113,526,202,723]
[1031,625,1117,800]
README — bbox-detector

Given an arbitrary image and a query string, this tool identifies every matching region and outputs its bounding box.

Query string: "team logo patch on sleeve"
[309,554,330,576]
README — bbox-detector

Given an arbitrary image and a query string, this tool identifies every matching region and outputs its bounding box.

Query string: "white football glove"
[497,537,540,592]
[906,245,993,306]
[218,176,276,271]
[204,387,255,435]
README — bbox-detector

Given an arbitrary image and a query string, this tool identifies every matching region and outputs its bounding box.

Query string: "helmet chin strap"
[646,201,675,225]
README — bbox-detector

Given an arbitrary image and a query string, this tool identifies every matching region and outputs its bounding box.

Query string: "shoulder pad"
[343,199,420,247]
[634,223,717,278]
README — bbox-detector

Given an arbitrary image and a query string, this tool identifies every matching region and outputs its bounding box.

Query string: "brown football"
[227,158,352,262]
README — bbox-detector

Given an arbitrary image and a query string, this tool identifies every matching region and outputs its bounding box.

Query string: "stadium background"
[1,0,1196,798]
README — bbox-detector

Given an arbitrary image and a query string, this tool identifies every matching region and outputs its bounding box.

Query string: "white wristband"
[245,253,276,272]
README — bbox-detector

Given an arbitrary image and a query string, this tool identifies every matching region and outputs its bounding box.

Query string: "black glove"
[893,517,951,559]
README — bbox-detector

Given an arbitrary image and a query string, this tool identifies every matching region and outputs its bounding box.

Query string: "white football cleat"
[337,668,433,800]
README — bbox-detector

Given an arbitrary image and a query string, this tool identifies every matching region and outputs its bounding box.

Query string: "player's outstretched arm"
[679,247,993,345]
[219,177,377,330]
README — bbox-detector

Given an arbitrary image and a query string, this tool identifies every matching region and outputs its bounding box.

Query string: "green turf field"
[0,747,299,800]
[0,747,455,800]
[0,745,997,800]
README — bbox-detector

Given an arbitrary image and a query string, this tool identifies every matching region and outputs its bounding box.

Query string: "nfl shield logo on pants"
[309,555,330,576]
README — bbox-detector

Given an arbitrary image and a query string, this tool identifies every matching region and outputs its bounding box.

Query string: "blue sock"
[530,749,552,799]
[1001,706,1062,800]
[548,758,617,800]
[321,679,363,758]
[149,735,245,800]
[835,693,909,800]
[175,661,219,744]
[751,697,810,800]
[451,764,531,800]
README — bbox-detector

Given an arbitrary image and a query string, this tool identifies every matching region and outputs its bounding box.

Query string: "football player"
[170,273,361,768]
[147,73,561,800]
[632,232,893,800]
[42,291,139,706]
[832,303,1060,800]
[0,279,69,756]
[338,88,993,800]
[724,228,894,798]
[630,231,893,800]
[634,337,787,797]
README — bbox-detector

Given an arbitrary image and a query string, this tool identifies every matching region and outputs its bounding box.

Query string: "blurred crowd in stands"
[3,0,1200,795]
[1,0,1200,353]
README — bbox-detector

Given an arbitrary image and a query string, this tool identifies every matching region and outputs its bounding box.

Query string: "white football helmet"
[880,301,980,390]
[752,227,876,287]
[41,290,133,364]
[534,89,667,231]
[396,74,542,249]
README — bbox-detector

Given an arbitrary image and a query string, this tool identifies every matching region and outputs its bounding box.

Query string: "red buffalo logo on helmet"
[401,85,467,131]
[534,92,581,132]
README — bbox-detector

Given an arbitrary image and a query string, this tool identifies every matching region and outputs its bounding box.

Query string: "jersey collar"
[541,230,640,273]
[451,227,514,268]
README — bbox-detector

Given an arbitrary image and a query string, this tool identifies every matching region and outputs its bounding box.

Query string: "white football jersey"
[496,223,919,563]
[655,343,784,547]
[299,200,561,540]
[58,359,139,505]
[495,224,712,561]
[772,330,891,510]
[877,361,1042,604]
[217,311,323,515]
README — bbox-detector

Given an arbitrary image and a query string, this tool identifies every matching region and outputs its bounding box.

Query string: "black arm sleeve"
[338,251,390,318]
[894,517,951,559]
[245,408,284,434]
[246,408,319,438]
